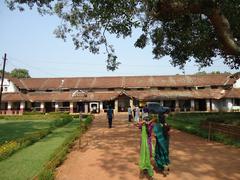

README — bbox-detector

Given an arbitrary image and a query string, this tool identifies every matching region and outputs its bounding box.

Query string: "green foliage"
[0,119,52,144]
[194,71,231,75]
[50,115,73,128]
[38,169,54,180]
[37,115,93,180]
[10,68,31,78]
[0,114,73,160]
[168,112,240,147]
[0,112,72,121]
[0,119,83,180]
[0,129,51,161]
[5,0,240,70]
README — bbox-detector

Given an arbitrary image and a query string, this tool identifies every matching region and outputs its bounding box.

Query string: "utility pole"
[0,53,7,109]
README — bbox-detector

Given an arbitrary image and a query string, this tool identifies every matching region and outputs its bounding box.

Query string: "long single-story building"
[0,73,240,115]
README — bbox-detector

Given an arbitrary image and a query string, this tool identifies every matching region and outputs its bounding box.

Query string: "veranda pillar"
[160,100,164,106]
[7,101,12,115]
[175,100,180,112]
[190,100,195,111]
[55,102,59,112]
[130,99,133,108]
[40,102,45,113]
[20,101,25,114]
[70,102,74,114]
[114,99,118,113]
[84,103,88,113]
[206,99,211,112]
[99,101,103,113]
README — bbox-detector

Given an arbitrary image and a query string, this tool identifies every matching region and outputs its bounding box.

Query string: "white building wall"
[212,99,227,111]
[0,78,18,93]
[233,78,240,88]
[225,99,233,112]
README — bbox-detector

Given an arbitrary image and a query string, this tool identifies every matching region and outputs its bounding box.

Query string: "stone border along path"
[56,114,240,180]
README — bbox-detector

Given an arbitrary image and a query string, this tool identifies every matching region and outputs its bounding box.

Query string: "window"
[198,87,205,90]
[171,87,178,90]
[21,89,27,94]
[234,99,240,106]
[62,102,70,107]
[211,86,218,89]
[46,90,52,92]
[4,87,7,92]
[62,89,69,92]
[158,87,165,90]
[108,88,115,91]
[137,88,144,91]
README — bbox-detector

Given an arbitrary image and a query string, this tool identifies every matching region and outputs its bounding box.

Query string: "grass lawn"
[0,119,81,180]
[167,112,240,147]
[0,120,53,144]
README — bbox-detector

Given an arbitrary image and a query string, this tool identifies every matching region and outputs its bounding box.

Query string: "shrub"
[0,129,51,161]
[0,113,73,121]
[0,141,19,160]
[23,111,44,115]
[38,169,54,180]
[36,115,93,179]
[167,113,240,147]
[47,112,69,115]
[0,114,73,161]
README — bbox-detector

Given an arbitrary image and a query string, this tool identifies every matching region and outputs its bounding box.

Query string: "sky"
[0,1,238,78]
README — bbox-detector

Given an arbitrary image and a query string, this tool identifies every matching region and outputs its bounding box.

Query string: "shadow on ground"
[56,114,240,180]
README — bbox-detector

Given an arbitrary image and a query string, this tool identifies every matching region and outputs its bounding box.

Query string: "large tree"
[6,0,240,70]
[10,68,31,78]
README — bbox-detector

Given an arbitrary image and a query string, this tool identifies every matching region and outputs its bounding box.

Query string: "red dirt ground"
[56,114,240,180]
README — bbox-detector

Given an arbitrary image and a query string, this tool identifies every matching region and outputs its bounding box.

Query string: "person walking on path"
[153,109,171,174]
[134,106,140,123]
[127,106,133,122]
[106,105,114,128]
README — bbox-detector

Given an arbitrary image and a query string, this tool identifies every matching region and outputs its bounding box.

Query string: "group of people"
[127,105,149,123]
[106,104,171,178]
[138,108,171,178]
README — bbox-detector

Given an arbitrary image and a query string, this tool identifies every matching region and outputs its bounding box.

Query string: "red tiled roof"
[2,93,28,101]
[127,89,225,100]
[15,74,235,90]
[224,88,240,98]
[27,92,72,102]
[1,88,238,102]
[151,74,235,87]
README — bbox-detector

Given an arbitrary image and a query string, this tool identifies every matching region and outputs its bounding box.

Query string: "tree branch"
[151,0,240,55]
[208,8,240,55]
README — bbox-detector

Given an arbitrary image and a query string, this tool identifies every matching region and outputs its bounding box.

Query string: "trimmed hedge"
[23,111,45,115]
[0,114,73,161]
[0,113,72,121]
[0,129,51,161]
[71,113,91,119]
[37,115,93,180]
[167,112,240,147]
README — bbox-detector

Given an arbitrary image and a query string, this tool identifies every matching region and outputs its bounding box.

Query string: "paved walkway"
[56,114,240,180]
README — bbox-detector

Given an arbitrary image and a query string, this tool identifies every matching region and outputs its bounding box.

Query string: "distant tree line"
[0,68,31,78]
[194,71,231,75]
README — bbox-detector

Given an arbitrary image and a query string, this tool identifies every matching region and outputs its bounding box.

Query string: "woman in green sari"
[139,118,154,178]
[153,110,170,173]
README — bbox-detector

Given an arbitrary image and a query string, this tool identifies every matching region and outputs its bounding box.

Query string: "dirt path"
[56,114,240,180]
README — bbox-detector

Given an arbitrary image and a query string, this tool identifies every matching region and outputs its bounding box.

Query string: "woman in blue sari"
[153,110,170,173]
